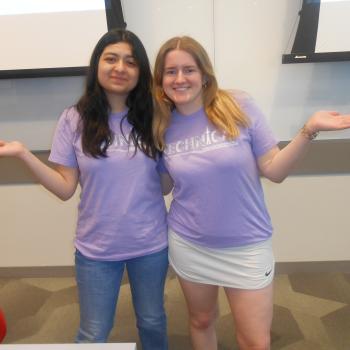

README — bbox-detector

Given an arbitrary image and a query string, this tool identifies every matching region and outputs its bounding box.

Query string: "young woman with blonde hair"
[153,35,350,350]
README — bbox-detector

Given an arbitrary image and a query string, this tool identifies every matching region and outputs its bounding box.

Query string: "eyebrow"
[102,52,135,58]
[164,64,197,69]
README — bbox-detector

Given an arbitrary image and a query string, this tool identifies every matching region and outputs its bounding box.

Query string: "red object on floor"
[0,308,6,342]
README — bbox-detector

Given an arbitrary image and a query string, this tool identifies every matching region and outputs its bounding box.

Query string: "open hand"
[306,111,350,133]
[0,140,26,158]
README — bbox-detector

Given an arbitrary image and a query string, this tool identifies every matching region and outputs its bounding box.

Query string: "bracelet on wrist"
[300,124,319,141]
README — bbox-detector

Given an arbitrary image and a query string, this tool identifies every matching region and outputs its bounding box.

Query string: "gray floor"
[1,271,350,349]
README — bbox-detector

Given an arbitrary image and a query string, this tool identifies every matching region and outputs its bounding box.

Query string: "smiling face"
[97,41,140,108]
[162,49,205,115]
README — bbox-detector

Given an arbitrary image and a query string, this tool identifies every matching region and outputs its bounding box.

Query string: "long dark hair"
[76,28,156,158]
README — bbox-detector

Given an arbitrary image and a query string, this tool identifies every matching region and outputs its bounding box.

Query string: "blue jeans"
[75,248,169,349]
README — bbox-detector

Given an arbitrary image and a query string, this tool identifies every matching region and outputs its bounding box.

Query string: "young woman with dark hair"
[0,29,168,349]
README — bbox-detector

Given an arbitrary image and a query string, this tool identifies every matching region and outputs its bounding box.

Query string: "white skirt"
[169,229,275,290]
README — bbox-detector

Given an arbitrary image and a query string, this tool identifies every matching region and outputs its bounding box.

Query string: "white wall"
[2,176,350,267]
[1,0,350,268]
[264,176,350,262]
[1,186,78,267]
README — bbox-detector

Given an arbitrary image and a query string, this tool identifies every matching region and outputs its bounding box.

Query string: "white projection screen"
[316,0,350,53]
[283,0,350,63]
[0,0,125,78]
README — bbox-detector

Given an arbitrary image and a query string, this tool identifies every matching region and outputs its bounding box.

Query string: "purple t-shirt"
[162,91,278,248]
[49,107,168,260]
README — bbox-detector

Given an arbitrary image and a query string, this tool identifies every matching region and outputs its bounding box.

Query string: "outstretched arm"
[0,140,78,200]
[258,111,350,183]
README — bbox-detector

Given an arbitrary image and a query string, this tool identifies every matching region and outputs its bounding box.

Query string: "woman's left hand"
[305,110,350,133]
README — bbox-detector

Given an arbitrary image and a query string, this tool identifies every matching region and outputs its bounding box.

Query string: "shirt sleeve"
[235,91,278,158]
[49,107,79,168]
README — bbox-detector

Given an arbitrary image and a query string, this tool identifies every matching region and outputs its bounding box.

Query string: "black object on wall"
[283,0,350,64]
[105,0,126,29]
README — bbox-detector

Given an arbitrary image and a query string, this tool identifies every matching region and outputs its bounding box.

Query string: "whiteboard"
[316,0,350,53]
[0,0,108,71]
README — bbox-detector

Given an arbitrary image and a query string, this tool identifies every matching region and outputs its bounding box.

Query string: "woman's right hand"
[0,140,78,200]
[0,140,26,158]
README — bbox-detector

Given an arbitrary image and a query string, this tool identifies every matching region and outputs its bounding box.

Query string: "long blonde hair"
[153,36,249,151]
